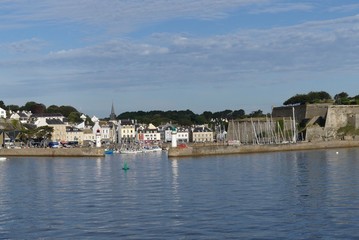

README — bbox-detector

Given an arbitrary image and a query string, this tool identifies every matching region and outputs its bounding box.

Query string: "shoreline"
[0,147,105,157]
[168,140,359,158]
[1,140,359,158]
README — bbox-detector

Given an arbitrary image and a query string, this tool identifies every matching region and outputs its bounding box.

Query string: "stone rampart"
[325,105,359,129]
[272,105,307,123]
[272,104,332,123]
[305,104,331,119]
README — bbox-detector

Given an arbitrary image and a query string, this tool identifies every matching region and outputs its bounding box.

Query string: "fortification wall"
[272,105,306,123]
[305,104,331,119]
[306,126,325,142]
[325,105,359,129]
[348,114,359,128]
[272,104,331,123]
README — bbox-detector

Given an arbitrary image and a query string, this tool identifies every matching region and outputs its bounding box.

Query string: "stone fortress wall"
[325,105,359,129]
[228,104,359,143]
[276,104,359,141]
[272,104,331,124]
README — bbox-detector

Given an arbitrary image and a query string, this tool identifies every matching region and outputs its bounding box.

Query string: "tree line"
[1,90,358,127]
[0,100,85,123]
[0,100,267,126]
[283,91,359,106]
[116,109,265,126]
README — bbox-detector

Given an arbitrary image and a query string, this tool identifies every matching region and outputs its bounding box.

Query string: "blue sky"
[1,0,359,118]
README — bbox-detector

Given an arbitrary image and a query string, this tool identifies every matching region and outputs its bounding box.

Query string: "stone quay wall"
[0,147,105,157]
[168,140,359,158]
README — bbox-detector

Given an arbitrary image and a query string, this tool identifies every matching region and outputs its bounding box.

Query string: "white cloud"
[0,0,268,32]
[0,38,46,54]
[250,3,313,14]
[1,1,359,114]
[328,4,359,13]
[3,13,359,88]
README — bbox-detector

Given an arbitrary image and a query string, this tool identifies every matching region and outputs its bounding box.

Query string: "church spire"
[110,102,116,120]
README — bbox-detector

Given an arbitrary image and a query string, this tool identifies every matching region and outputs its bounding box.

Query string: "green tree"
[59,105,79,117]
[307,91,332,103]
[283,94,308,105]
[284,91,332,105]
[7,104,20,112]
[68,112,81,123]
[0,100,5,109]
[334,92,349,105]
[232,109,245,119]
[36,126,53,138]
[201,111,213,122]
[23,101,46,114]
[46,105,60,113]
[23,101,37,111]
[248,110,265,118]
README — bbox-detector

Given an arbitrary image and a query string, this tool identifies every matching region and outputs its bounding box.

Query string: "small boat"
[0,157,7,161]
[104,149,114,154]
[120,149,142,154]
[142,146,162,153]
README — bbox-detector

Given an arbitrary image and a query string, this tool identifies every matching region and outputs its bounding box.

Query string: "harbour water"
[1,149,359,239]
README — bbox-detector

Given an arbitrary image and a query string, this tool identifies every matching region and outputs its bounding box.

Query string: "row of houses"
[0,107,218,147]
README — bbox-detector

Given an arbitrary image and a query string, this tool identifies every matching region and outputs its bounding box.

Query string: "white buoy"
[336,152,339,155]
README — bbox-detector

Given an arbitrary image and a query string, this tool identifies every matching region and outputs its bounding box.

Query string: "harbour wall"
[168,140,359,158]
[0,147,105,157]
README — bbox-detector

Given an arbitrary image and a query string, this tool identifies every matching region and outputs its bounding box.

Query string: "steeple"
[110,102,116,120]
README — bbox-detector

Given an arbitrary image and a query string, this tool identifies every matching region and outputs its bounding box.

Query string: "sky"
[1,0,359,118]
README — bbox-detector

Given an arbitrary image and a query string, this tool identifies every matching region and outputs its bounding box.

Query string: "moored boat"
[120,149,142,154]
[0,157,7,161]
[104,149,114,154]
[142,146,162,153]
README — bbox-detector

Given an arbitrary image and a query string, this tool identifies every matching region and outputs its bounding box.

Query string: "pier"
[168,140,359,157]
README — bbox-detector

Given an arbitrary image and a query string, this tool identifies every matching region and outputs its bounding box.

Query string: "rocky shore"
[0,147,105,157]
[168,140,359,158]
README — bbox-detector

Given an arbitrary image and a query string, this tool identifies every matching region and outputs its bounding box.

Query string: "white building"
[82,129,96,145]
[118,119,136,143]
[10,111,32,123]
[138,123,161,143]
[0,107,6,119]
[92,120,114,144]
[160,124,175,142]
[160,125,189,143]
[177,127,189,143]
[31,113,65,127]
[66,126,84,143]
[191,126,214,142]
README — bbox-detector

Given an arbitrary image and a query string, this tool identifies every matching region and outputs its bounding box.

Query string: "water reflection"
[1,150,359,239]
[171,159,179,200]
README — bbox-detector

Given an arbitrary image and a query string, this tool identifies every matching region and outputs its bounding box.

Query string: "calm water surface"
[1,148,359,239]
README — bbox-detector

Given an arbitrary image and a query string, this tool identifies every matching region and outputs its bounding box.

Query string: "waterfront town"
[0,103,215,151]
[1,96,359,155]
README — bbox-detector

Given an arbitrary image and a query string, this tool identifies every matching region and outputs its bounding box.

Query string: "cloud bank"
[1,1,359,116]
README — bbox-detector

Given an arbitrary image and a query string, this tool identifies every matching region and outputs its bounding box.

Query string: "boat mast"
[292,107,297,143]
